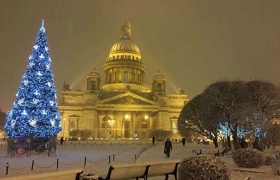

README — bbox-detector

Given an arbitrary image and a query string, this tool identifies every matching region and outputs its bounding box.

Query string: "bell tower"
[86,67,100,92]
[152,70,166,96]
[120,21,131,40]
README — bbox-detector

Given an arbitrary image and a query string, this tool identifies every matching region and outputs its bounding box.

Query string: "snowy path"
[0,141,279,180]
[0,141,146,179]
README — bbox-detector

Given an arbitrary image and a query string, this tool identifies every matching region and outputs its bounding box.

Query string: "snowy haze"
[1,0,280,112]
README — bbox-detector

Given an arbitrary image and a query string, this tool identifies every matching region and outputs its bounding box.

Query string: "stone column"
[132,112,136,139]
[96,111,100,139]
[121,112,125,139]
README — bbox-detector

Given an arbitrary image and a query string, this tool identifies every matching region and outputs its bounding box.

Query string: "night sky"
[1,0,280,112]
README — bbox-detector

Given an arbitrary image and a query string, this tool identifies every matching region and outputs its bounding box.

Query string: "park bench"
[192,149,202,155]
[2,168,83,180]
[233,167,265,174]
[147,160,180,180]
[98,160,180,180]
[98,163,149,180]
[219,148,229,156]
[202,149,219,154]
[192,148,228,156]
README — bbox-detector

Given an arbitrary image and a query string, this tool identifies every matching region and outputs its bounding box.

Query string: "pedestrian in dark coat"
[60,137,64,145]
[152,136,155,146]
[164,137,172,158]
[182,137,186,146]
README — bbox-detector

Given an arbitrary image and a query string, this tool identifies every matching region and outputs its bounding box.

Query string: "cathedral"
[58,22,188,140]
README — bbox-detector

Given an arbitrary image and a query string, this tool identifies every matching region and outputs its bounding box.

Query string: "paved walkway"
[135,142,194,180]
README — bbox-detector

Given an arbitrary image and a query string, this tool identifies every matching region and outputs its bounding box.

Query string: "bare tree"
[178,94,224,148]
[178,80,280,150]
[202,81,249,150]
[246,80,280,149]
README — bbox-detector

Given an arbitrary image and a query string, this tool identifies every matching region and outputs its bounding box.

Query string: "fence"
[2,140,155,176]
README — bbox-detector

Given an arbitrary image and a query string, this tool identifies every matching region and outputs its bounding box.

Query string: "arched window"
[70,121,77,131]
[102,118,106,128]
[90,80,96,90]
[102,117,111,128]
[158,83,162,91]
[141,119,148,129]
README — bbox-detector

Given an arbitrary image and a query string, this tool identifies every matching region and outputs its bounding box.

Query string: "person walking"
[164,137,172,158]
[60,137,64,145]
[182,137,186,146]
[152,136,155,146]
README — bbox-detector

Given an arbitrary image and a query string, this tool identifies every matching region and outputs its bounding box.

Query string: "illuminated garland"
[4,20,62,138]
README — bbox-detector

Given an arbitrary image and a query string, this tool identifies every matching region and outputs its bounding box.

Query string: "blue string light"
[4,20,61,138]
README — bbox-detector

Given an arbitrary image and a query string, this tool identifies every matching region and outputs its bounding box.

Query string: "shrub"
[264,155,273,165]
[69,137,79,141]
[232,148,265,168]
[178,155,230,180]
[80,129,93,140]
[274,151,280,160]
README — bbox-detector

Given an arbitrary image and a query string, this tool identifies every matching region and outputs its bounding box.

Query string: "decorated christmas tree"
[4,20,61,139]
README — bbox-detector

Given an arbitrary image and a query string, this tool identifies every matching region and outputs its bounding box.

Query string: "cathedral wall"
[60,93,85,105]
[80,110,98,138]
[60,110,83,139]
[84,93,99,105]
[157,111,170,130]
[157,95,187,108]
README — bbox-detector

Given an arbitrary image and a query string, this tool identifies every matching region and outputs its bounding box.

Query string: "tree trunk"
[213,136,218,148]
[233,124,239,150]
[226,135,231,150]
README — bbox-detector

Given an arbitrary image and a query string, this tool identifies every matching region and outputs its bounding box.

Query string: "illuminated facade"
[58,22,188,140]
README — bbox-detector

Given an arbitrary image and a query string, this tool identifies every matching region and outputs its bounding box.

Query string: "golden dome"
[110,40,140,54]
[103,22,147,92]
[107,21,142,62]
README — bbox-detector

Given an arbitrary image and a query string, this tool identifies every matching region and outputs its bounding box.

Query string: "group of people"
[158,135,261,158]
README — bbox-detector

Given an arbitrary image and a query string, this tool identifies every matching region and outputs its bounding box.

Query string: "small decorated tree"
[4,20,61,156]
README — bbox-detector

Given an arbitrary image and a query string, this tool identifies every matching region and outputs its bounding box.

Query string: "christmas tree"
[4,20,62,138]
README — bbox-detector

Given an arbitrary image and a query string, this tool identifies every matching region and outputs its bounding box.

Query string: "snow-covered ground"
[0,140,279,180]
[0,140,146,178]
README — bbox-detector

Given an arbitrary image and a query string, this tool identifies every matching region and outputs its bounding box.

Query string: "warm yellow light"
[144,115,148,119]
[125,115,129,119]
[108,119,115,127]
